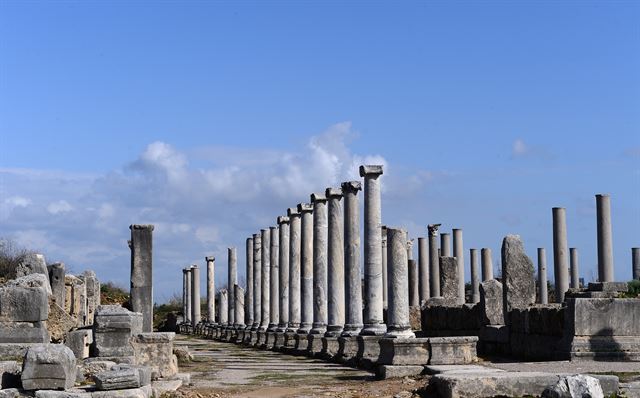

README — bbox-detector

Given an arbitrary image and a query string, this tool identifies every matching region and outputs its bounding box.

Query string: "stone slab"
[588,282,629,292]
[91,385,152,398]
[0,285,49,322]
[378,337,430,366]
[429,336,478,365]
[94,368,140,390]
[150,379,182,397]
[0,323,50,344]
[21,344,77,391]
[35,390,92,398]
[424,364,505,375]
[376,365,424,379]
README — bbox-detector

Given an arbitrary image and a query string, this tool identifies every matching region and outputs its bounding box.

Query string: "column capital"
[261,228,269,233]
[297,203,313,213]
[359,164,383,177]
[326,187,343,199]
[310,192,327,203]
[130,224,155,231]
[190,264,198,270]
[277,216,290,225]
[253,233,260,239]
[407,239,414,249]
[205,256,215,262]
[427,223,441,236]
[341,180,362,193]
[183,268,191,273]
[269,225,278,231]
[287,207,300,217]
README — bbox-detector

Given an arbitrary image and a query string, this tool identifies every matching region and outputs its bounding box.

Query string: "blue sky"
[1,1,638,302]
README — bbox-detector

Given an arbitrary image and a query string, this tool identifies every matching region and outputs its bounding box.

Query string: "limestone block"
[92,385,152,398]
[49,301,78,343]
[587,282,628,292]
[94,368,140,390]
[131,332,177,379]
[428,336,478,365]
[48,263,66,307]
[65,329,92,359]
[440,257,463,305]
[0,285,49,322]
[0,361,21,389]
[378,337,430,365]
[0,388,31,398]
[78,359,116,381]
[93,306,142,358]
[64,276,85,322]
[479,280,504,325]
[542,374,604,398]
[81,271,100,326]
[150,379,182,398]
[21,344,77,391]
[501,235,536,318]
[35,390,92,398]
[110,365,151,387]
[16,254,51,293]
[564,298,640,336]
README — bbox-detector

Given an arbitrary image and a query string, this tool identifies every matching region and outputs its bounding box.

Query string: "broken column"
[552,207,570,303]
[341,181,363,337]
[452,228,465,302]
[441,232,451,257]
[235,285,245,329]
[386,228,415,338]
[48,262,66,308]
[260,228,270,331]
[183,268,191,325]
[382,227,388,310]
[298,203,313,334]
[481,248,493,281]
[408,259,419,307]
[428,224,441,297]
[360,165,386,336]
[269,226,279,333]
[228,247,237,327]
[129,224,154,333]
[538,248,549,304]
[288,207,302,333]
[469,248,480,303]
[277,216,290,332]
[570,248,580,289]
[82,270,100,325]
[206,256,215,324]
[634,248,640,280]
[252,233,261,330]
[596,194,614,282]
[501,235,535,323]
[440,257,462,305]
[246,237,254,328]
[219,290,228,326]
[326,187,344,337]
[190,265,201,327]
[418,237,429,302]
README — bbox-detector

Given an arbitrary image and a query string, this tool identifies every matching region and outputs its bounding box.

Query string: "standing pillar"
[469,249,480,303]
[552,207,570,303]
[234,285,245,329]
[277,216,290,332]
[206,256,215,323]
[418,237,430,302]
[632,248,640,280]
[183,268,191,324]
[481,248,493,281]
[359,165,386,335]
[129,224,154,333]
[385,227,415,338]
[219,289,228,326]
[408,259,419,306]
[326,187,345,337]
[342,181,364,336]
[288,208,302,332]
[227,248,237,326]
[252,233,262,330]
[538,248,548,304]
[49,262,66,308]
[260,229,270,331]
[428,224,441,297]
[381,227,388,310]
[245,237,254,328]
[441,233,451,257]
[570,248,580,289]
[298,203,313,333]
[596,194,614,282]
[311,193,328,335]
[191,265,201,326]
[452,229,465,302]
[269,226,279,331]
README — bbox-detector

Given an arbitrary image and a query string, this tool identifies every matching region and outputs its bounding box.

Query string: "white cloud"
[512,138,528,157]
[47,200,73,215]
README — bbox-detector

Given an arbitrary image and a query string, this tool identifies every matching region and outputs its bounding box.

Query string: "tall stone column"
[538,248,548,304]
[269,226,279,331]
[469,249,480,303]
[227,247,237,326]
[385,227,415,338]
[381,227,388,310]
[408,259,419,307]
[570,248,580,289]
[481,248,493,281]
[298,203,314,333]
[235,285,245,329]
[310,193,328,335]
[552,207,569,303]
[252,233,262,330]
[288,208,302,331]
[245,237,254,328]
[129,224,154,332]
[206,256,215,323]
[633,248,640,280]
[428,224,441,297]
[596,194,614,282]
[49,262,66,307]
[359,165,386,335]
[183,268,191,324]
[440,232,451,257]
[277,216,290,332]
[452,229,465,302]
[191,265,201,326]
[326,187,345,337]
[219,289,228,326]
[260,229,271,331]
[418,237,430,302]
[342,181,363,336]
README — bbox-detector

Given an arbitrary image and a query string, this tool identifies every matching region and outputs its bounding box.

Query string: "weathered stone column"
[227,247,237,326]
[269,226,279,331]
[596,194,614,282]
[252,233,262,330]
[418,237,429,302]
[469,249,480,303]
[183,268,191,324]
[326,187,345,337]
[191,265,201,326]
[633,248,640,280]
[381,227,388,310]
[552,207,569,303]
[538,248,548,304]
[407,239,414,260]
[310,193,328,335]
[570,248,580,289]
[440,232,451,257]
[49,262,66,307]
[298,202,314,333]
[385,227,415,338]
[277,216,290,332]
[260,229,270,331]
[342,181,363,336]
[359,165,386,335]
[219,289,228,326]
[288,208,302,331]
[206,256,215,323]
[428,224,441,297]
[129,224,154,332]
[481,248,493,281]
[408,259,419,306]
[235,285,245,329]
[452,229,465,302]
[245,237,254,328]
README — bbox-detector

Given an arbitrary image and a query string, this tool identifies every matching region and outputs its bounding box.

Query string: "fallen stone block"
[78,359,116,381]
[131,332,177,379]
[35,390,92,398]
[93,368,140,391]
[65,329,93,359]
[16,254,51,294]
[49,301,78,343]
[0,388,31,398]
[542,374,604,398]
[110,365,151,387]
[0,284,49,322]
[378,337,429,365]
[92,306,142,358]
[21,344,76,391]
[479,280,504,325]
[151,379,182,397]
[377,365,424,379]
[91,385,152,398]
[429,336,478,365]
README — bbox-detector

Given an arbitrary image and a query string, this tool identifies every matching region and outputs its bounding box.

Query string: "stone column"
[538,248,548,304]
[183,268,191,324]
[310,193,328,335]
[206,256,215,323]
[381,226,388,310]
[298,202,314,333]
[407,239,414,260]
[342,181,363,336]
[277,216,290,332]
[418,237,430,302]
[428,224,441,297]
[570,248,580,289]
[260,229,270,331]
[481,248,493,281]
[245,237,254,328]
[219,289,228,326]
[469,249,480,303]
[359,165,386,335]
[385,227,415,338]
[408,259,419,306]
[441,232,451,257]
[227,247,237,326]
[269,226,279,331]
[552,207,569,303]
[129,224,154,332]
[452,229,465,302]
[326,187,345,337]
[191,265,201,326]
[252,233,261,330]
[596,194,614,282]
[49,262,66,307]
[288,208,302,331]
[235,285,245,329]
[633,248,640,280]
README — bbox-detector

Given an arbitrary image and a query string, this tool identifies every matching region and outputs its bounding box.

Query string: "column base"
[307,334,324,357]
[256,330,267,348]
[325,325,343,338]
[310,323,327,335]
[273,331,286,350]
[282,331,298,353]
[297,323,312,334]
[249,330,259,346]
[293,333,309,355]
[263,331,276,349]
[319,336,340,360]
[360,322,387,336]
[356,335,383,370]
[267,323,278,333]
[336,336,359,365]
[378,337,429,366]
[376,365,425,379]
[276,324,288,333]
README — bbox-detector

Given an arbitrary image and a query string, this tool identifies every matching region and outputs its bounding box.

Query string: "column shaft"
[260,229,270,330]
[206,257,215,323]
[632,248,640,280]
[129,224,154,333]
[469,248,479,303]
[278,216,290,332]
[234,285,245,329]
[382,227,388,310]
[418,237,430,302]
[326,188,345,337]
[428,224,441,297]
[288,208,302,331]
[183,269,191,324]
[311,193,328,334]
[342,181,363,336]
[385,227,415,338]
[228,247,237,326]
[452,229,465,302]
[440,233,451,257]
[219,289,228,326]
[408,259,419,306]
[252,234,261,329]
[298,203,314,333]
[269,226,279,331]
[190,265,201,326]
[245,237,254,328]
[570,248,580,289]
[538,248,548,304]
[596,194,614,282]
[552,207,569,303]
[481,248,493,281]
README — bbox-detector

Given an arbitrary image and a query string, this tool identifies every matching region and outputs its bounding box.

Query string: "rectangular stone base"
[378,337,430,365]
[356,335,382,369]
[263,332,276,349]
[376,365,425,379]
[429,336,478,365]
[293,333,309,355]
[273,332,286,350]
[319,336,340,359]
[337,336,359,364]
[235,330,245,343]
[249,330,259,346]
[564,335,640,361]
[307,334,324,357]
[283,331,297,351]
[256,331,267,347]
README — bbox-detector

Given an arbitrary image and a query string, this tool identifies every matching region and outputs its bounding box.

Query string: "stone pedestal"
[307,333,324,357]
[294,333,309,356]
[129,224,154,333]
[256,330,267,347]
[337,336,359,364]
[428,336,478,365]
[376,337,430,378]
[283,331,297,352]
[264,331,276,349]
[273,332,286,350]
[249,330,259,346]
[320,336,340,359]
[356,335,382,369]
